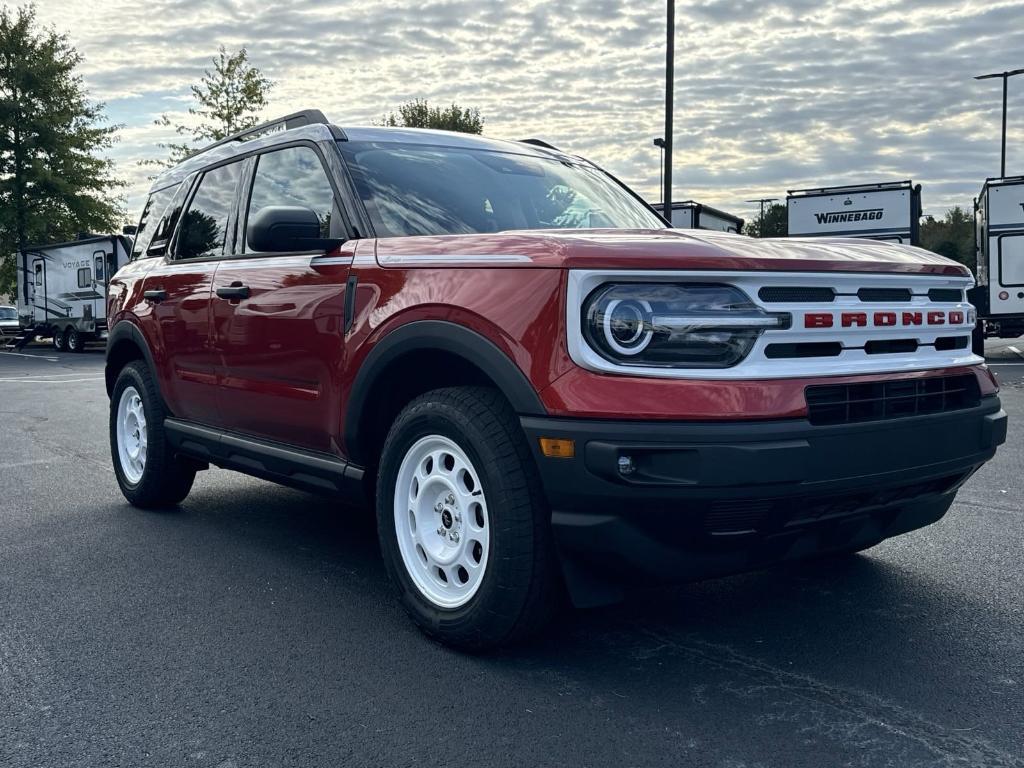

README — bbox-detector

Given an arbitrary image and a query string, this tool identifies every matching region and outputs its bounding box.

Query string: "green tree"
[744,202,787,237]
[0,4,124,298]
[919,205,975,270]
[382,99,484,134]
[146,46,272,167]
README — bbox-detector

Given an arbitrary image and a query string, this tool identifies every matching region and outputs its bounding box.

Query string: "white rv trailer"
[971,176,1024,343]
[14,234,131,352]
[787,181,922,245]
[653,201,744,233]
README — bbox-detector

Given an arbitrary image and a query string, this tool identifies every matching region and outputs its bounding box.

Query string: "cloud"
[36,0,1024,222]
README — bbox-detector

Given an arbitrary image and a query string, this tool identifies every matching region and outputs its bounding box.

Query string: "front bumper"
[522,395,1006,606]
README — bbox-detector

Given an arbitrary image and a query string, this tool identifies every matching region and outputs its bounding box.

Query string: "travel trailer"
[787,181,922,245]
[971,176,1024,345]
[13,234,131,351]
[654,200,743,233]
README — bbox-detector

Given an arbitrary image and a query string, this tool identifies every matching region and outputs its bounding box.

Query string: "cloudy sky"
[36,0,1024,224]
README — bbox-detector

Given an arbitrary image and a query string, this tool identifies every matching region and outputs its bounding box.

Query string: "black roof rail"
[519,138,561,151]
[194,109,332,157]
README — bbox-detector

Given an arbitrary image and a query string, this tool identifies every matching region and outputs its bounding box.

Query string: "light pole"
[975,68,1024,178]
[745,198,779,235]
[663,0,674,217]
[653,137,666,209]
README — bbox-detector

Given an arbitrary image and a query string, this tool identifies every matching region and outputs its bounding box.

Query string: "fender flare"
[343,320,547,464]
[104,320,161,399]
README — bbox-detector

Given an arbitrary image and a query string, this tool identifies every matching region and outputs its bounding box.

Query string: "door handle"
[143,289,167,302]
[216,283,250,300]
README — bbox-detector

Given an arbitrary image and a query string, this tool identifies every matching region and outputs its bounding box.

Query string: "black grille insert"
[928,288,964,302]
[758,286,835,303]
[864,339,918,354]
[805,374,980,426]
[934,336,970,351]
[765,342,843,359]
[857,287,913,302]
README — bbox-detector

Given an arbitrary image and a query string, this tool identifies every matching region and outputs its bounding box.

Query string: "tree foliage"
[919,205,974,270]
[0,3,124,298]
[744,202,787,237]
[146,46,272,167]
[382,99,484,134]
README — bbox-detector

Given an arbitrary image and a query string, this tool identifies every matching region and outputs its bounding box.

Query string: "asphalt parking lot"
[1,342,1022,768]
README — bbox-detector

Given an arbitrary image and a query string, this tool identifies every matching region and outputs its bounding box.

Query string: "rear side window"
[131,185,177,258]
[176,162,242,260]
[246,146,336,248]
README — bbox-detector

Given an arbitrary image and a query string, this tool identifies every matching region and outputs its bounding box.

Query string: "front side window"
[246,146,336,248]
[338,141,664,238]
[176,162,242,260]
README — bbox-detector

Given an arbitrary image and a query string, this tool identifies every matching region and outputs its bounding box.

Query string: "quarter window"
[176,163,242,260]
[246,146,336,249]
[131,185,177,259]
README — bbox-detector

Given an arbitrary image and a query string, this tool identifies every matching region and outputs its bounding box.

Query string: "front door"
[139,161,243,425]
[211,144,350,453]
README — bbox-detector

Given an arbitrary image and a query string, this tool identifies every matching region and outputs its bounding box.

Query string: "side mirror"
[247,205,341,253]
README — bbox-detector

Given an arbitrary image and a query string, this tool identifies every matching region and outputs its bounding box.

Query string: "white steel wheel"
[116,385,147,485]
[393,434,490,609]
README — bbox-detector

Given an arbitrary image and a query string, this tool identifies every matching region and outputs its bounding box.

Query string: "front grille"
[805,374,980,426]
[765,342,842,359]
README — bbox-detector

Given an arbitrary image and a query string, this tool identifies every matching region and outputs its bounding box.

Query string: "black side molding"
[343,274,358,333]
[164,419,364,498]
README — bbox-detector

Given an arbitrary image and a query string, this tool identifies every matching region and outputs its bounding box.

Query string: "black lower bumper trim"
[521,396,1006,606]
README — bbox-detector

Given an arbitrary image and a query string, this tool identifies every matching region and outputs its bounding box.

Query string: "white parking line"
[0,376,104,383]
[0,351,58,361]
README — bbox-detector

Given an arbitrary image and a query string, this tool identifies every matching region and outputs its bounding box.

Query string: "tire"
[377,386,560,650]
[52,327,66,351]
[110,361,195,509]
[66,327,83,353]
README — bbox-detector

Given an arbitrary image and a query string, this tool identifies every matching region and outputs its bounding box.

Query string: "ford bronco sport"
[107,110,1007,649]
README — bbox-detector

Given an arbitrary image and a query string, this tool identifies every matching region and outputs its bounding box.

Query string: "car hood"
[374,228,970,277]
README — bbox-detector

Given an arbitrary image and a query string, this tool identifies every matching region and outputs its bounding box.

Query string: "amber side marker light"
[539,438,575,458]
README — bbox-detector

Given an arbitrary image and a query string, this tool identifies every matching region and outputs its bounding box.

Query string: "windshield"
[0,307,17,320]
[338,141,664,237]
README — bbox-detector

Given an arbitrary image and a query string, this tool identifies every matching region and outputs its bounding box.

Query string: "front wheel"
[377,386,560,650]
[110,361,196,508]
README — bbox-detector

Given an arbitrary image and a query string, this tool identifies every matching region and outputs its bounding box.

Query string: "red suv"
[107,110,1007,649]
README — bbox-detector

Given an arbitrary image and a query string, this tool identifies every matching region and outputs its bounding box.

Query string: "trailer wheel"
[110,361,196,509]
[66,328,84,353]
[52,327,67,351]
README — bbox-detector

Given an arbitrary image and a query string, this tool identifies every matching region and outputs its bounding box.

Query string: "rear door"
[211,143,351,453]
[138,162,243,425]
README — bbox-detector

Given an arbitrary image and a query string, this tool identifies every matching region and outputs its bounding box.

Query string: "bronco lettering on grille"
[804,310,963,329]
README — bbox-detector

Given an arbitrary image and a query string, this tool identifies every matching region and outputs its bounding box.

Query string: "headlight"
[582,283,788,368]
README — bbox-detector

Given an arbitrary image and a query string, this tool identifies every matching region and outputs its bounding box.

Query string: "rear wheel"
[110,361,195,508]
[52,327,66,351]
[377,386,560,650]
[66,327,84,353]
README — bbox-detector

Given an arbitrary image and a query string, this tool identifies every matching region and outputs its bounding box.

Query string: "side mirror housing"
[247,205,341,253]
